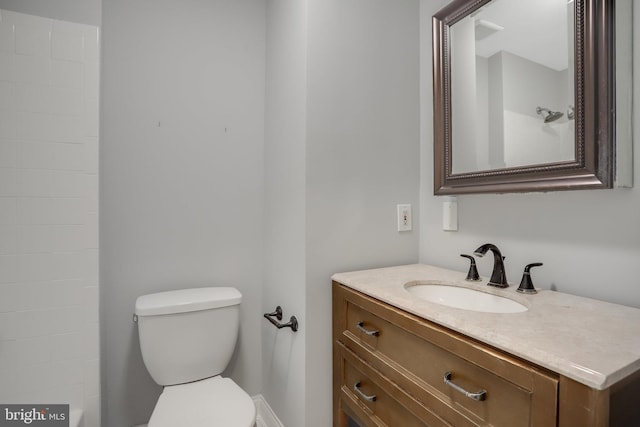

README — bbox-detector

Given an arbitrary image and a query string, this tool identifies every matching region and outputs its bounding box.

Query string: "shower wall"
[0,9,100,425]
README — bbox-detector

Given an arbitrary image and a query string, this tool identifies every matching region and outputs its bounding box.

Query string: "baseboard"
[253,394,284,427]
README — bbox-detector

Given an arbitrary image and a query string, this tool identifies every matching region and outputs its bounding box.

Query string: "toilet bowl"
[135,287,256,427]
[149,376,255,427]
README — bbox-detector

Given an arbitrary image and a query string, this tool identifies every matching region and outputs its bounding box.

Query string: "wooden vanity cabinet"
[332,282,639,427]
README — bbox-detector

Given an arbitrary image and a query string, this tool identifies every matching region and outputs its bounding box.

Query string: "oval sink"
[405,284,527,313]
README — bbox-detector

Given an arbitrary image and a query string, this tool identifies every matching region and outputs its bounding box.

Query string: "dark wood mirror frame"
[433,0,615,195]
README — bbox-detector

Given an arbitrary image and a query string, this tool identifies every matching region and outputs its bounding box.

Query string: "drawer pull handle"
[356,321,379,336]
[353,381,377,402]
[443,372,487,401]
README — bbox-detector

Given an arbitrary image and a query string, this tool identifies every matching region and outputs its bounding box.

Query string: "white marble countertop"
[331,264,640,390]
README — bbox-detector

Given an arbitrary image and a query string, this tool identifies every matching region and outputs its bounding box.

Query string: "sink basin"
[405,284,528,313]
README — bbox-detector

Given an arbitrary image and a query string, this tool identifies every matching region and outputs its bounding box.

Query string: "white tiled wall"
[0,9,99,426]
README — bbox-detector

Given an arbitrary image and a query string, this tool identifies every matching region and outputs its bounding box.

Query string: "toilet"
[135,287,256,427]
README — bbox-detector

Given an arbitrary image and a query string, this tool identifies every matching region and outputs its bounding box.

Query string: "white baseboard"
[253,394,284,427]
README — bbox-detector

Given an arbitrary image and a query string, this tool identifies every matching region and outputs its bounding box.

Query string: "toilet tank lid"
[135,287,242,316]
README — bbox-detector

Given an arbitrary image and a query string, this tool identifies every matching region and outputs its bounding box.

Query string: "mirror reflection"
[450,0,575,174]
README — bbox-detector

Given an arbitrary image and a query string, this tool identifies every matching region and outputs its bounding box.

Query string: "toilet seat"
[148,376,256,427]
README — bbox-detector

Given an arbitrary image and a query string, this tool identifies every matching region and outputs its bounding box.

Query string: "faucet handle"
[460,254,481,281]
[517,263,543,294]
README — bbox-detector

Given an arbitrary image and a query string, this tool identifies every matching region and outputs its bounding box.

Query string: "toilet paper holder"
[264,306,299,332]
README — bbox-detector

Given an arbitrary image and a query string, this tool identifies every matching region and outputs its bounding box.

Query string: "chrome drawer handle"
[356,321,379,336]
[353,381,377,402]
[443,372,487,401]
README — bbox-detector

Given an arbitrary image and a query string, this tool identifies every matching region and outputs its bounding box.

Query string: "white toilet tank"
[135,287,242,386]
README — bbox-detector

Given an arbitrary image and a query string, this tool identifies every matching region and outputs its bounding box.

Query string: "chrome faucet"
[473,243,508,288]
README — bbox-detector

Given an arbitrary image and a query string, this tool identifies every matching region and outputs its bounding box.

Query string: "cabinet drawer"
[338,342,451,427]
[337,284,558,427]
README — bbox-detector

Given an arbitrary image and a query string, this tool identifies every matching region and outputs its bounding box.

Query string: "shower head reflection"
[536,106,564,123]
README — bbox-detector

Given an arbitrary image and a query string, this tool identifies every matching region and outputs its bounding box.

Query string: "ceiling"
[471,0,571,71]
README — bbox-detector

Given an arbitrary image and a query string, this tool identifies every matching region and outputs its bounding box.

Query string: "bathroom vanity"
[332,264,640,427]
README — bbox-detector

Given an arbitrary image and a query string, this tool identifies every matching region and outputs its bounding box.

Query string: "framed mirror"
[433,0,629,194]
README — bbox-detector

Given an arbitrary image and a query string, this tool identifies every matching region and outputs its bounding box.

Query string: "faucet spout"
[473,243,509,288]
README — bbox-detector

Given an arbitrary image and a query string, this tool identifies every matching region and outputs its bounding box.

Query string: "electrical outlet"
[442,197,458,231]
[397,204,412,232]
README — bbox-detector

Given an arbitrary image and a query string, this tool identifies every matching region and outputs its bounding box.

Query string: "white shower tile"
[49,114,83,142]
[0,254,19,283]
[53,142,85,171]
[84,174,98,213]
[19,198,53,225]
[82,249,98,286]
[13,83,47,112]
[30,382,82,408]
[50,332,82,361]
[13,54,50,84]
[14,307,79,339]
[0,12,100,413]
[0,283,21,312]
[85,213,98,249]
[13,13,51,57]
[82,286,99,323]
[0,338,19,366]
[16,111,52,140]
[48,360,75,386]
[17,113,57,142]
[83,97,99,137]
[13,383,41,404]
[7,381,39,404]
[84,137,98,173]
[84,60,99,99]
[82,322,99,359]
[0,108,16,138]
[17,253,55,282]
[19,225,55,253]
[50,279,83,307]
[55,361,85,390]
[62,383,84,411]
[0,198,17,225]
[0,365,25,401]
[53,225,85,251]
[14,310,48,339]
[20,140,55,169]
[0,80,13,108]
[0,311,17,339]
[52,251,83,280]
[0,52,15,81]
[50,198,85,224]
[49,306,83,334]
[19,361,56,390]
[0,11,15,53]
[19,169,52,197]
[28,383,76,407]
[83,359,100,397]
[0,225,18,254]
[57,359,84,385]
[13,335,52,365]
[15,282,54,310]
[0,139,18,168]
[51,21,83,62]
[46,86,83,115]
[50,171,84,197]
[0,168,18,196]
[51,59,82,89]
[82,26,99,62]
